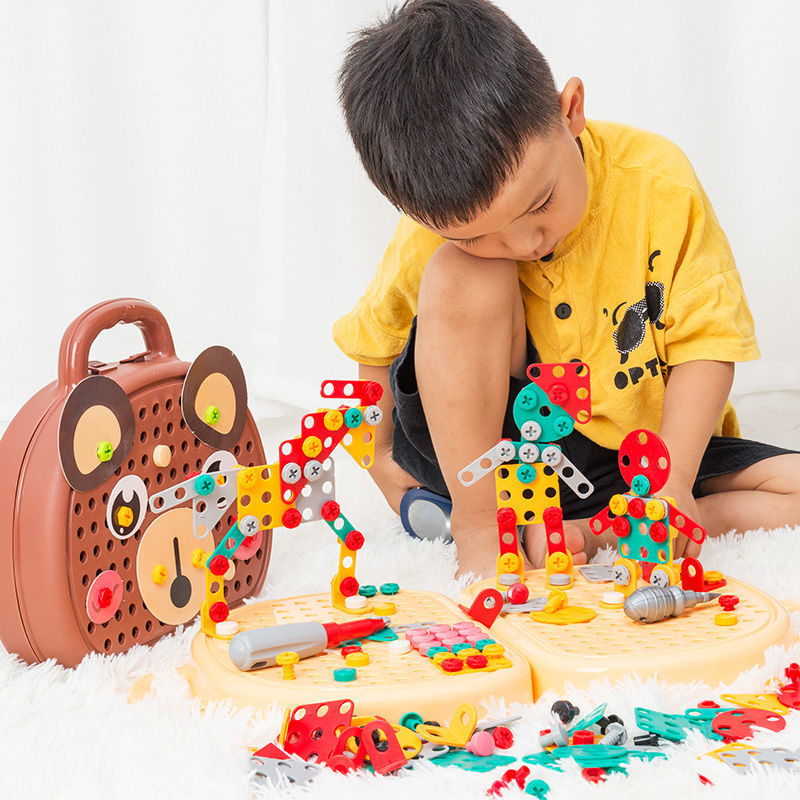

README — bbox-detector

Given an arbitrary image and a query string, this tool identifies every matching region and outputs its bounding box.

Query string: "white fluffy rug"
[3,412,800,799]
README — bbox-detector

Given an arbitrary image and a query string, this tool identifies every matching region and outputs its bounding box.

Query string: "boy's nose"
[503,222,543,260]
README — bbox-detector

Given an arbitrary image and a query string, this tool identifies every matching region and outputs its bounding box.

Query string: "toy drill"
[624,585,719,623]
[589,429,706,598]
[457,363,593,589]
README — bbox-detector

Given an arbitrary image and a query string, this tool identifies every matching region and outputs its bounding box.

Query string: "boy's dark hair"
[339,0,562,229]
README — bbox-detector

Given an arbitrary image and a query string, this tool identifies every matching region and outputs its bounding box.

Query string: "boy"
[333,0,800,578]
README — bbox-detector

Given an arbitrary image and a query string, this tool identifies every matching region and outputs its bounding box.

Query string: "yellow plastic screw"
[205,405,221,425]
[302,436,322,457]
[276,651,300,680]
[324,409,344,431]
[152,564,168,585]
[609,494,628,516]
[498,553,521,573]
[645,499,666,520]
[115,506,134,527]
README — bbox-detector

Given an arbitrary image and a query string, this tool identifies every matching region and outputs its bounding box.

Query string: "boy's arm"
[658,359,734,556]
[358,363,421,514]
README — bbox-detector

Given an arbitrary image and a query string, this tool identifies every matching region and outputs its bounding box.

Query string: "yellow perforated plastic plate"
[180,589,533,722]
[461,569,794,697]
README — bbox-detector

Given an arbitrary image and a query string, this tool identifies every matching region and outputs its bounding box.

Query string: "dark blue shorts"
[388,317,795,518]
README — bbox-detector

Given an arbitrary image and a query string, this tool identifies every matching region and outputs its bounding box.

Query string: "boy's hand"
[661,482,703,560]
[368,443,421,515]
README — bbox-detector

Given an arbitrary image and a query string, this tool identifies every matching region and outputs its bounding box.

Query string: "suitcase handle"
[57,298,177,388]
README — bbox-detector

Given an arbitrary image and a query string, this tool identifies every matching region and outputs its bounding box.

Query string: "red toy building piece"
[458,588,504,628]
[526,362,591,424]
[777,684,800,710]
[665,501,706,544]
[320,379,383,406]
[711,708,786,741]
[617,429,671,493]
[253,742,289,760]
[325,725,367,773]
[361,720,407,774]
[718,595,740,612]
[282,699,355,762]
[589,507,615,537]
[497,507,519,559]
[680,558,705,592]
[543,506,567,556]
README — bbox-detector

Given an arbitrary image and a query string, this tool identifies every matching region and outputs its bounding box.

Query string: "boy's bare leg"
[415,243,586,578]
[694,453,800,538]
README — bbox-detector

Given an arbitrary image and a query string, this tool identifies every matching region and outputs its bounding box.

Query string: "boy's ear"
[559,77,586,138]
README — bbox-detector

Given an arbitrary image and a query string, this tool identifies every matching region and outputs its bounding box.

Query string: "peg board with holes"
[0,299,271,666]
[158,590,533,722]
[460,569,793,697]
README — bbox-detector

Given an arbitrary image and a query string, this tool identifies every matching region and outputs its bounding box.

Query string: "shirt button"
[555,303,572,319]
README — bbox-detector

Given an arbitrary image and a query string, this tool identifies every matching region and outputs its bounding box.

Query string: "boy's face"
[423,79,588,263]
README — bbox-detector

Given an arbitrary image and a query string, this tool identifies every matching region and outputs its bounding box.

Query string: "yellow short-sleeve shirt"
[333,120,760,450]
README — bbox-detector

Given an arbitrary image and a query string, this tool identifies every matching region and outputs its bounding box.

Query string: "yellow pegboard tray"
[177,589,534,722]
[460,569,794,698]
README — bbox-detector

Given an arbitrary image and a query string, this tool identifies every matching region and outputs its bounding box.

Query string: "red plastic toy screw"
[209,601,229,623]
[345,531,365,551]
[627,498,646,518]
[718,594,740,611]
[321,501,341,521]
[97,587,113,609]
[649,521,668,543]
[208,555,229,576]
[281,508,302,529]
[492,726,514,749]
[785,662,800,685]
[341,646,362,658]
[339,576,359,597]
[362,381,383,404]
[611,517,631,537]
[542,506,562,526]
[582,768,606,784]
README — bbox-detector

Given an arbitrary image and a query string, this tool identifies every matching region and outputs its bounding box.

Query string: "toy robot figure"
[149,379,384,636]
[458,363,593,589]
[589,429,706,597]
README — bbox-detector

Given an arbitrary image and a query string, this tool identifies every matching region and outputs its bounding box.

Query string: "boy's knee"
[418,243,519,323]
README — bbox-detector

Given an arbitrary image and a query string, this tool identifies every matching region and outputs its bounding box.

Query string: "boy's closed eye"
[459,191,556,248]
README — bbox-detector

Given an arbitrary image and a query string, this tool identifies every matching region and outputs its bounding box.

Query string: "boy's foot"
[522,519,592,568]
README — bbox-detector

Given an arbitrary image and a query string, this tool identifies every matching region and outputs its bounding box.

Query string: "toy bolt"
[204,405,221,425]
[598,722,627,746]
[598,714,624,734]
[538,719,569,747]
[633,732,661,747]
[786,663,800,686]
[96,440,114,462]
[551,700,579,725]
[276,651,300,680]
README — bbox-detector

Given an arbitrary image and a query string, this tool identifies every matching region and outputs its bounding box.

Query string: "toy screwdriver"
[228,617,387,671]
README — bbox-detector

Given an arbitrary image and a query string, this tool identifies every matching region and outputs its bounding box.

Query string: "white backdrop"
[1,0,799,427]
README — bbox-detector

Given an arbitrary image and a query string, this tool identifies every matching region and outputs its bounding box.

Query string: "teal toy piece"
[512,383,575,444]
[551,744,628,768]
[635,707,723,742]
[525,779,550,797]
[571,703,607,731]
[521,752,562,770]
[430,750,515,771]
[364,627,398,642]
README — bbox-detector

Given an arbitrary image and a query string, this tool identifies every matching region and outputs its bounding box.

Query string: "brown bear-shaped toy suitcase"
[0,298,270,666]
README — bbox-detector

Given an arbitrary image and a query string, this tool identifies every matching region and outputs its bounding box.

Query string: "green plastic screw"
[631,474,651,496]
[194,475,215,496]
[516,464,536,484]
[96,441,114,462]
[553,415,574,436]
[344,408,363,428]
[518,389,538,409]
[205,405,221,425]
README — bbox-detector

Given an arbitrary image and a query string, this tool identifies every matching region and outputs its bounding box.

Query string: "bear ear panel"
[58,375,136,492]
[181,346,247,450]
